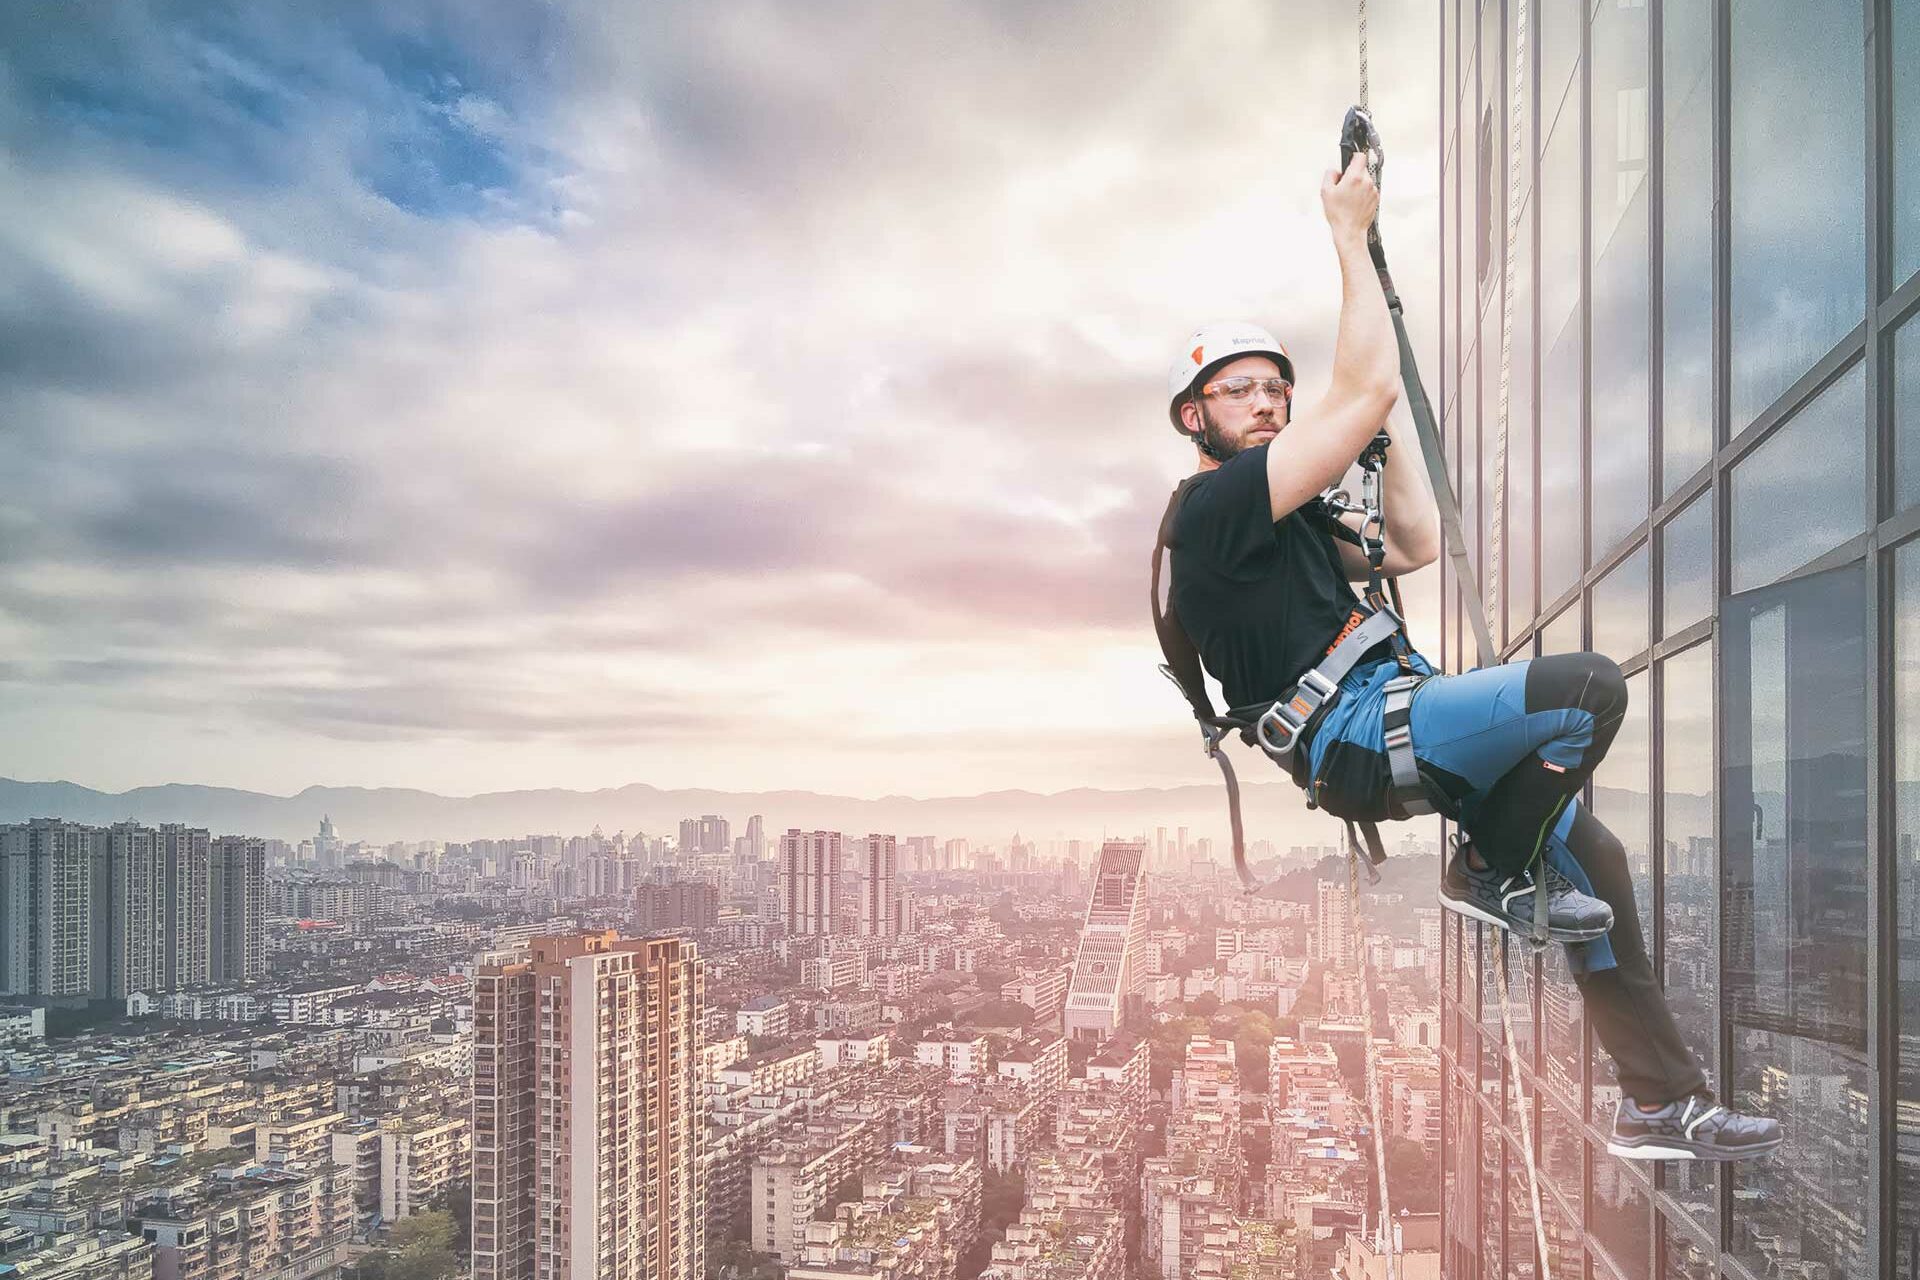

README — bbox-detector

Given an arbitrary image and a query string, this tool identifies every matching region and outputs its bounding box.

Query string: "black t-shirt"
[1168,443,1383,711]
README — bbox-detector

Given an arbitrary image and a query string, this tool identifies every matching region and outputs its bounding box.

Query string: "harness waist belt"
[1252,606,1404,763]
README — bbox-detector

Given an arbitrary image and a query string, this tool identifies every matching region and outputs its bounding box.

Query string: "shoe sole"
[1606,1135,1784,1162]
[1437,886,1613,943]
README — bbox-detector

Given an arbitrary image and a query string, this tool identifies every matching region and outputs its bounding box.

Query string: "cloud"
[0,0,1444,799]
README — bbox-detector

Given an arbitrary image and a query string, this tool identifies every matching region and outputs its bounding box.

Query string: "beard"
[1198,400,1275,461]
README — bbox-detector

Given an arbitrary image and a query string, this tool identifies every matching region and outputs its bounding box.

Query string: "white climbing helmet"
[1166,321,1296,430]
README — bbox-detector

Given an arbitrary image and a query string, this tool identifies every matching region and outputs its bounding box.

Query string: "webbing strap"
[1382,675,1433,819]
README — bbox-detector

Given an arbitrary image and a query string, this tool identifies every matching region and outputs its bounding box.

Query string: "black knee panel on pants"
[1525,651,1628,726]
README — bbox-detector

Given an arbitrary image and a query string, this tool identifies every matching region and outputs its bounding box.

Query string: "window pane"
[1729,1031,1869,1276]
[1544,0,1583,126]
[1896,0,1919,289]
[1730,363,1867,594]
[1590,0,1652,555]
[1894,541,1920,1278]
[1722,562,1868,1045]
[1730,0,1866,428]
[1663,1221,1716,1279]
[1897,316,1920,514]
[1661,0,1715,494]
[1593,543,1651,660]
[1545,1181,1584,1279]
[1723,563,1869,1277]
[1541,603,1583,656]
[1480,1113,1504,1277]
[1541,83,1586,605]
[1543,1094,1584,1203]
[1660,490,1712,637]
[1659,642,1717,1226]
[1508,199,1539,640]
[1542,945,1584,1107]
[1590,1144,1652,1280]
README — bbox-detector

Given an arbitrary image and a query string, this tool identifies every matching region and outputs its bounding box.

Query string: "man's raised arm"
[1262,151,1401,523]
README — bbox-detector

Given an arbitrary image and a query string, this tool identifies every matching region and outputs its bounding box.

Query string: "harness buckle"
[1255,668,1338,761]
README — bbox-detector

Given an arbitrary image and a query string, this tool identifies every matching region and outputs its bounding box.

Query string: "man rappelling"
[1151,145,1779,1163]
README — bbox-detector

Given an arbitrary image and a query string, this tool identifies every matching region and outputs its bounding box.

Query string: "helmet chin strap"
[1188,393,1230,464]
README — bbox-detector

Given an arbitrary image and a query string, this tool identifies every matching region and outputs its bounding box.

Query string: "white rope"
[1357,0,1369,111]
[1488,0,1529,632]
[1496,933,1552,1280]
[1349,851,1397,1280]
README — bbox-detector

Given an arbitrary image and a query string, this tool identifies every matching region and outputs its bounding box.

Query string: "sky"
[0,0,1445,801]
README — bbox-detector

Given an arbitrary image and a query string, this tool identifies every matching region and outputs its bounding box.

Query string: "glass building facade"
[1435,0,1920,1276]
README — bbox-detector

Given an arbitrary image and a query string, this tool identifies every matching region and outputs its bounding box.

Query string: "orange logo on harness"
[1325,607,1368,656]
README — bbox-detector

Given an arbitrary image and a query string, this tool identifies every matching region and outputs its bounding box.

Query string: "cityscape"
[1,808,1465,1280]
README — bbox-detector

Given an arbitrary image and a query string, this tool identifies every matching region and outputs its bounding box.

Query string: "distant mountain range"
[0,774,1718,850]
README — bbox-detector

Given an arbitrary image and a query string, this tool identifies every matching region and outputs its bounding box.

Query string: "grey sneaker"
[1608,1093,1783,1161]
[1439,839,1613,942]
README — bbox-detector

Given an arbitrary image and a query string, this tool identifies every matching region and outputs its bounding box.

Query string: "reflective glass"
[1542,1094,1584,1206]
[1729,0,1866,428]
[1723,563,1869,1278]
[1542,330,1585,603]
[1590,0,1652,555]
[1444,0,1458,118]
[1441,1076,1459,1248]
[1541,69,1583,351]
[1896,0,1919,288]
[1542,944,1584,1106]
[1658,642,1717,1224]
[1544,1191,1583,1280]
[1593,669,1652,929]
[1540,603,1583,656]
[1466,327,1483,610]
[1897,317,1920,514]
[1730,363,1867,594]
[1592,543,1650,661]
[1659,490,1712,637]
[1661,0,1715,494]
[1663,1222,1716,1279]
[1893,541,1920,1277]
[1722,562,1868,1045]
[1508,199,1539,641]
[1480,0,1502,316]
[1481,1111,1504,1278]
[1589,1146,1652,1280]
[1506,1138,1535,1277]
[1544,0,1583,128]
[1728,1030,1869,1277]
[1541,87,1585,603]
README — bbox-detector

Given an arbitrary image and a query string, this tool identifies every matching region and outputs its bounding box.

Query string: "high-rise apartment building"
[158,823,210,990]
[854,833,900,937]
[209,835,266,985]
[1063,841,1149,1043]
[778,829,841,937]
[472,931,705,1280]
[93,821,161,999]
[1,819,248,1000]
[1311,879,1356,970]
[0,818,97,997]
[1436,0,1917,1274]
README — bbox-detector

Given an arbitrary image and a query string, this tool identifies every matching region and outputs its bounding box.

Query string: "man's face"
[1181,354,1291,461]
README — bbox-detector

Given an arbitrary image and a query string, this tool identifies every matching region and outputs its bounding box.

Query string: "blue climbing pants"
[1305,652,1706,1105]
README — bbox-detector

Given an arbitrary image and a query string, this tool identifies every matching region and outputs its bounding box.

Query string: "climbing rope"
[1347,849,1397,1280]
[1497,935,1551,1279]
[1488,0,1529,634]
